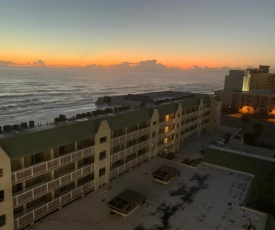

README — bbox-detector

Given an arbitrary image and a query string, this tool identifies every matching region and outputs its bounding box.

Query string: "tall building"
[224,70,250,92]
[0,91,221,230]
[215,65,275,115]
[248,66,275,92]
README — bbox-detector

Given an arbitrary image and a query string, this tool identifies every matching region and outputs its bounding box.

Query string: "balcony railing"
[157,140,175,152]
[110,153,148,178]
[165,118,175,125]
[111,127,149,146]
[12,146,94,183]
[110,140,148,162]
[14,181,94,230]
[13,164,94,207]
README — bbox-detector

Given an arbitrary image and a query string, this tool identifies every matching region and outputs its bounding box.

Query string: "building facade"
[0,93,221,230]
[215,65,275,114]
[230,91,275,115]
[224,70,250,92]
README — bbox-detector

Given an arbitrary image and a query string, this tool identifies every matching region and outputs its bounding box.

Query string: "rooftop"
[32,158,267,230]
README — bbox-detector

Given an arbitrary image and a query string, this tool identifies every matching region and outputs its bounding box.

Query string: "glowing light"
[239,106,254,114]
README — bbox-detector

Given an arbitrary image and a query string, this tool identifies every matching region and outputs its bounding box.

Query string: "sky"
[1,0,275,69]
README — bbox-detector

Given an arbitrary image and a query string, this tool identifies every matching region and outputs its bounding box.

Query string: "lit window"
[165,115,169,121]
[165,126,169,133]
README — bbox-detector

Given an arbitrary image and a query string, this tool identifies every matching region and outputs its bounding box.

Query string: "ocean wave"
[0,68,224,126]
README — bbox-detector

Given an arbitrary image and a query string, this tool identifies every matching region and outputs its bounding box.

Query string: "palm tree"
[241,115,250,131]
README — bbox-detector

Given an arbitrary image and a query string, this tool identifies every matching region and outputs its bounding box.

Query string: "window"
[100,136,107,143]
[100,151,106,160]
[0,190,4,202]
[153,121,157,126]
[0,168,2,177]
[99,167,105,177]
[152,132,156,138]
[0,214,6,227]
[31,152,44,164]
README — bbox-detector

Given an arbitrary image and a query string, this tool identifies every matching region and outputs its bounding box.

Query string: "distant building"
[0,91,221,230]
[224,70,250,92]
[215,65,275,115]
[248,66,275,92]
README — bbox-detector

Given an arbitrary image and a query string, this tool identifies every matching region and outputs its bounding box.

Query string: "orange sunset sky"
[1,1,275,69]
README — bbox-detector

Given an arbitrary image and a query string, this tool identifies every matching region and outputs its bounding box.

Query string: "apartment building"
[0,92,221,230]
[231,91,275,115]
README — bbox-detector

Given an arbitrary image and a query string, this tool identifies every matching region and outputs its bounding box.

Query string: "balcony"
[12,146,94,183]
[111,150,126,162]
[14,181,94,230]
[111,127,149,146]
[110,153,148,178]
[13,164,94,207]
[165,118,175,125]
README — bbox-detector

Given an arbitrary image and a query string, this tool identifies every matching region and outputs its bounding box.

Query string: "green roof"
[107,108,153,130]
[155,102,178,116]
[203,148,274,178]
[0,119,101,160]
[204,147,275,222]
[213,95,221,102]
[0,108,153,160]
[202,96,211,104]
[180,98,200,109]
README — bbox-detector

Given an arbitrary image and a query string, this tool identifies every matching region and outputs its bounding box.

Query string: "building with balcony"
[0,91,221,230]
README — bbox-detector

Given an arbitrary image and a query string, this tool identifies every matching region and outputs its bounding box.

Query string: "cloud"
[87,59,172,73]
[0,60,14,66]
[109,61,132,71]
[84,59,262,75]
[133,59,168,72]
[33,60,46,66]
[86,64,105,70]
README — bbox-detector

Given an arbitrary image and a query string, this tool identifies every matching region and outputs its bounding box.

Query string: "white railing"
[14,181,94,230]
[12,146,94,183]
[13,164,94,207]
[111,150,126,162]
[111,140,148,162]
[110,153,148,178]
[111,135,126,146]
[164,130,174,137]
[165,118,175,125]
[111,127,149,146]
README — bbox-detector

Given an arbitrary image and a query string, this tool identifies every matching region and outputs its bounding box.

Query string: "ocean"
[0,67,224,127]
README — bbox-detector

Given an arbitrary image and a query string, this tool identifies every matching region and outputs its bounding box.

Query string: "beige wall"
[174,104,182,153]
[148,109,159,159]
[0,148,14,230]
[94,121,111,189]
[250,73,270,91]
[208,97,221,132]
